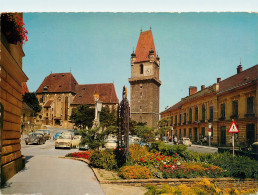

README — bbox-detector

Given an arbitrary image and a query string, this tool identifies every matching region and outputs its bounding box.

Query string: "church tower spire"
[129,29,161,128]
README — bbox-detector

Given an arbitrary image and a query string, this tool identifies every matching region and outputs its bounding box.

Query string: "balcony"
[219,116,225,121]
[244,113,255,118]
[200,120,205,123]
[230,114,239,120]
[208,119,213,122]
[178,123,181,126]
[187,121,192,124]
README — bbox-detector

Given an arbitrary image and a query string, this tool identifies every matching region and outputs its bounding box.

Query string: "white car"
[72,135,82,148]
[105,139,117,149]
[55,134,72,149]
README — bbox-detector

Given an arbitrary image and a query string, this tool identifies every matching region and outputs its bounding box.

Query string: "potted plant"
[1,13,28,44]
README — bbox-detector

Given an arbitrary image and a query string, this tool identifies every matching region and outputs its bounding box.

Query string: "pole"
[209,135,211,147]
[232,133,234,156]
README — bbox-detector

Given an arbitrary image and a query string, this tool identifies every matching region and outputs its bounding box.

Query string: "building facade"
[129,30,161,127]
[0,13,27,184]
[36,72,119,128]
[160,64,258,146]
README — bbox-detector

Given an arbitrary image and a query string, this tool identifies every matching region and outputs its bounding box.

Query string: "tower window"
[140,64,143,74]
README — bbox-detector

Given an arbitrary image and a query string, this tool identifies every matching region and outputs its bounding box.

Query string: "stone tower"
[129,30,161,127]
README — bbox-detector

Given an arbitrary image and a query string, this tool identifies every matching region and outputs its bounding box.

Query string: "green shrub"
[149,141,187,156]
[90,149,118,170]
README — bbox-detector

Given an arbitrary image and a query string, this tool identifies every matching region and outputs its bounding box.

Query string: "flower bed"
[65,150,93,159]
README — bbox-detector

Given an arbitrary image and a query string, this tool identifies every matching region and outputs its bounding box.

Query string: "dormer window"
[59,85,62,87]
[62,74,64,76]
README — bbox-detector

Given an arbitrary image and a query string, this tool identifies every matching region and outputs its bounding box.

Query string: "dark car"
[25,132,46,145]
[36,129,51,140]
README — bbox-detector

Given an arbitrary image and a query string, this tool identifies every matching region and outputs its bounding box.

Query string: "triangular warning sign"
[228,121,239,133]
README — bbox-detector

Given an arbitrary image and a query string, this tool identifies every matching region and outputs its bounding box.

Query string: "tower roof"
[135,30,157,63]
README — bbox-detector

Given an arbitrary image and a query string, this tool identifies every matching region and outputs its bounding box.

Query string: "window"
[184,128,186,137]
[140,64,143,74]
[201,127,205,137]
[247,96,254,114]
[202,105,205,121]
[175,115,177,125]
[232,100,238,118]
[179,114,182,124]
[179,129,182,138]
[220,103,225,119]
[195,107,198,121]
[170,116,173,126]
[40,97,43,103]
[184,113,186,124]
[209,106,213,121]
[189,128,192,138]
[189,108,192,122]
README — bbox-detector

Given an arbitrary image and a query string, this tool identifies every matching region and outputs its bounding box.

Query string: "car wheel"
[25,141,28,145]
[38,140,40,145]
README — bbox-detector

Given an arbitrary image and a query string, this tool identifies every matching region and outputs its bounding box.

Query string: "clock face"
[146,68,151,73]
[144,66,153,76]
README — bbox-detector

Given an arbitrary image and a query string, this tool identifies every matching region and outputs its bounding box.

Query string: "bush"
[129,144,150,162]
[149,141,187,156]
[145,178,257,195]
[119,165,152,179]
[90,149,118,170]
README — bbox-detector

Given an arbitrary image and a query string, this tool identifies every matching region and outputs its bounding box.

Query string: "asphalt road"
[1,127,105,195]
[166,142,218,153]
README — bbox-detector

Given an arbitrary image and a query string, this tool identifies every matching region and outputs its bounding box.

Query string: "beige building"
[129,30,161,127]
[36,72,119,128]
[160,64,257,146]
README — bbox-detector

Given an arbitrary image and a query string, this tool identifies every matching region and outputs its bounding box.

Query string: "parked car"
[36,129,51,140]
[25,132,46,145]
[105,139,117,149]
[53,132,62,140]
[79,143,89,150]
[55,134,72,149]
[181,137,192,146]
[162,136,169,143]
[72,135,82,148]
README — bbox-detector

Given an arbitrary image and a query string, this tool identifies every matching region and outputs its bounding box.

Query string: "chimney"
[189,86,197,96]
[201,85,205,90]
[217,78,221,83]
[237,65,242,74]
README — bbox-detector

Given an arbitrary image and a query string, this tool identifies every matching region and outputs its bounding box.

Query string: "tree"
[157,118,170,138]
[99,107,117,127]
[80,126,115,150]
[134,125,155,143]
[70,104,95,129]
[22,92,42,115]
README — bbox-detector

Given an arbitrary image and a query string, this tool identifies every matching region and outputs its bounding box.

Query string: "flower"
[175,153,178,156]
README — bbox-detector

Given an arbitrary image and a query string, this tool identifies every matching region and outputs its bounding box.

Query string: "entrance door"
[246,124,255,145]
[221,126,226,145]
[194,128,198,142]
[46,118,49,125]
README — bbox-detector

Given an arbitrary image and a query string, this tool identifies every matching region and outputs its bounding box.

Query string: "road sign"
[228,121,239,133]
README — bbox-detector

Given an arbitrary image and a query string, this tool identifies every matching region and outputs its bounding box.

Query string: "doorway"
[194,128,198,142]
[246,124,255,145]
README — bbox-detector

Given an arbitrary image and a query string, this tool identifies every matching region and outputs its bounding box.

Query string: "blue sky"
[22,12,258,112]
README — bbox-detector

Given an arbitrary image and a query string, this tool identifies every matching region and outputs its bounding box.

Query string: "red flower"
[156,158,160,161]
[175,153,178,156]
[174,159,177,162]
[168,155,171,158]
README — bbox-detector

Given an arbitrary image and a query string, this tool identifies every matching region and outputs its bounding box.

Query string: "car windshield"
[59,135,71,139]
[183,138,190,141]
[35,133,43,136]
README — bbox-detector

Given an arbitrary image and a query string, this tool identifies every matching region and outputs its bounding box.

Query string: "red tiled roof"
[135,30,157,63]
[72,83,119,105]
[21,82,29,95]
[160,101,182,114]
[44,100,54,108]
[36,73,78,93]
[218,65,258,93]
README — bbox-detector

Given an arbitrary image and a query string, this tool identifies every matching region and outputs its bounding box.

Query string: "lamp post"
[208,123,212,147]
[171,127,174,144]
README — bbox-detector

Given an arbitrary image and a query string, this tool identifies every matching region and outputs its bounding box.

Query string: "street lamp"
[93,93,102,128]
[208,123,212,147]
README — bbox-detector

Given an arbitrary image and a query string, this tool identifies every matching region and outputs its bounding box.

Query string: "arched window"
[195,107,198,121]
[140,64,143,74]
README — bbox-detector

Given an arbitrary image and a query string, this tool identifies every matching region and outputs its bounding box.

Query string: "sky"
[21,12,258,113]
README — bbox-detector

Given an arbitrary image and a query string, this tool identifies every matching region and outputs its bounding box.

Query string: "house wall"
[0,13,28,183]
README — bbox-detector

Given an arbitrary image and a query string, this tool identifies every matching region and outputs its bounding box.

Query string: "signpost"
[228,120,239,156]
[171,127,173,144]
[208,123,212,147]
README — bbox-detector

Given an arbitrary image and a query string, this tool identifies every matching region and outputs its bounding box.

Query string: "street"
[166,142,218,153]
[1,127,104,195]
